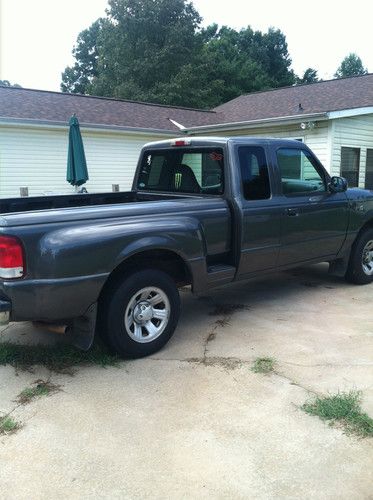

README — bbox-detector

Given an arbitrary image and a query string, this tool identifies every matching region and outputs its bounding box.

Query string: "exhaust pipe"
[31,303,97,351]
[32,322,69,335]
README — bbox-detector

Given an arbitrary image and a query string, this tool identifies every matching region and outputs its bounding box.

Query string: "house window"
[341,147,360,187]
[365,149,373,190]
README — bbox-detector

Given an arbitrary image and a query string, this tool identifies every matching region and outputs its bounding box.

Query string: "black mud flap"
[67,303,97,351]
[328,257,348,277]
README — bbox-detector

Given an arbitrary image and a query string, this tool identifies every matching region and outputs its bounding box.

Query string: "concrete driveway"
[0,264,372,499]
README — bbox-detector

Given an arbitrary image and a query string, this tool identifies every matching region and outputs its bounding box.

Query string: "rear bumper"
[0,273,108,322]
[0,299,11,326]
[0,275,105,350]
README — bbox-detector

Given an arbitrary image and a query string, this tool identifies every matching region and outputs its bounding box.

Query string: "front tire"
[100,269,181,358]
[345,228,373,284]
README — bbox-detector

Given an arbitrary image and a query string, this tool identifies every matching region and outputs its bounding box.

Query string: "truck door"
[235,144,283,276]
[274,145,349,266]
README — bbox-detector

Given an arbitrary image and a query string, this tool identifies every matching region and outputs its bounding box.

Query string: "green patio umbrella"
[66,114,89,187]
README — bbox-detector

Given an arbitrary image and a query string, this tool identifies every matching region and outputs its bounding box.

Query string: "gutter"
[184,112,329,134]
[0,109,340,137]
[0,117,176,137]
[327,106,373,119]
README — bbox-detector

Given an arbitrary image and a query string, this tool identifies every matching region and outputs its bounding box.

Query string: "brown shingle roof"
[0,74,373,132]
[0,86,217,132]
[213,73,373,123]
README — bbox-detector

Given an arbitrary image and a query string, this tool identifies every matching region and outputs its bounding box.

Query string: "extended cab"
[1,137,373,357]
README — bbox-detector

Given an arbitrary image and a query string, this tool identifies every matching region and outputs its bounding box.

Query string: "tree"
[296,68,319,85]
[91,0,203,100]
[167,25,295,107]
[253,27,295,88]
[0,80,21,88]
[334,53,367,78]
[61,0,296,107]
[61,19,105,94]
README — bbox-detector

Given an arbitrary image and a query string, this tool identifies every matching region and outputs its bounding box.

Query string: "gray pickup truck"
[1,137,373,358]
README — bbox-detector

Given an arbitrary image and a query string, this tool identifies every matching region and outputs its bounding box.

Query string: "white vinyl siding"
[2,113,373,198]
[330,114,373,187]
[0,125,165,198]
[303,123,330,170]
[182,153,202,183]
[192,121,330,171]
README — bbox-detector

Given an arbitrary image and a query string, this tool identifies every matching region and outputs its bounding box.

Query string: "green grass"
[303,391,373,438]
[251,357,275,374]
[0,341,119,373]
[0,415,21,435]
[16,380,61,405]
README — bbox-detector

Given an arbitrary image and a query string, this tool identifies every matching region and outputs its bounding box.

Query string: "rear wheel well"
[99,250,192,302]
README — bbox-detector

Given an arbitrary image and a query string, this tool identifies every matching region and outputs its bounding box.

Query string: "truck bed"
[0,191,189,215]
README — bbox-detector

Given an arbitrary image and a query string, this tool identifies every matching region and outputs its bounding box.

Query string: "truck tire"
[345,228,373,285]
[100,269,181,358]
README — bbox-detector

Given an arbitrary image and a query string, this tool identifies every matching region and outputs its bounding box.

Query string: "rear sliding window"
[137,148,224,195]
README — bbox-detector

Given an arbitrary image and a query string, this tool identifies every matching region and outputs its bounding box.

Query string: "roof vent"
[298,103,304,111]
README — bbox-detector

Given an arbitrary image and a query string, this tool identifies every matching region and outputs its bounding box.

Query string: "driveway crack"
[202,302,250,362]
[282,361,373,368]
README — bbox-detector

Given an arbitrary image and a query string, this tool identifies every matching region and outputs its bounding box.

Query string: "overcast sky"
[1,0,372,92]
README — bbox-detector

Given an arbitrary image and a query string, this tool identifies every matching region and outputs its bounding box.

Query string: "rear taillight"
[0,236,25,279]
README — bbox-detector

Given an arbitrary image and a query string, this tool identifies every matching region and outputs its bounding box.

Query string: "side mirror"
[329,176,348,193]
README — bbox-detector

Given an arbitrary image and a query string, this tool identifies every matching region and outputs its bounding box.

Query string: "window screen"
[137,148,224,194]
[365,149,373,190]
[341,147,360,187]
[238,146,270,200]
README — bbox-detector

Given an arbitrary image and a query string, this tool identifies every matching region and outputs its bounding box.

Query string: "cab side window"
[238,146,271,200]
[277,148,326,196]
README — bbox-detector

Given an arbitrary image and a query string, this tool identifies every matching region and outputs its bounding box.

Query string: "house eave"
[0,117,176,136]
[327,106,373,119]
[185,112,329,133]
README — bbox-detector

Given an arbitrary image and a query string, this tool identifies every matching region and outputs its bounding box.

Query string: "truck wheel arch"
[350,218,373,254]
[358,218,373,235]
[346,224,373,284]
[330,218,373,277]
[98,248,193,303]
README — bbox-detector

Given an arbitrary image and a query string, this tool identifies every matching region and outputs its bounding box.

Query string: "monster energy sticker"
[175,173,182,189]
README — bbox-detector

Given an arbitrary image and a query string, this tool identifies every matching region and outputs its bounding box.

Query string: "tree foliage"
[0,80,21,88]
[296,68,319,85]
[60,19,105,94]
[334,53,367,78]
[61,0,295,107]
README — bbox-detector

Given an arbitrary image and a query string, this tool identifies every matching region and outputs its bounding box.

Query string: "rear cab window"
[237,145,271,200]
[137,148,224,195]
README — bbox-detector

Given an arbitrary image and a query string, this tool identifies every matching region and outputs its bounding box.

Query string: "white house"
[1,74,373,198]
